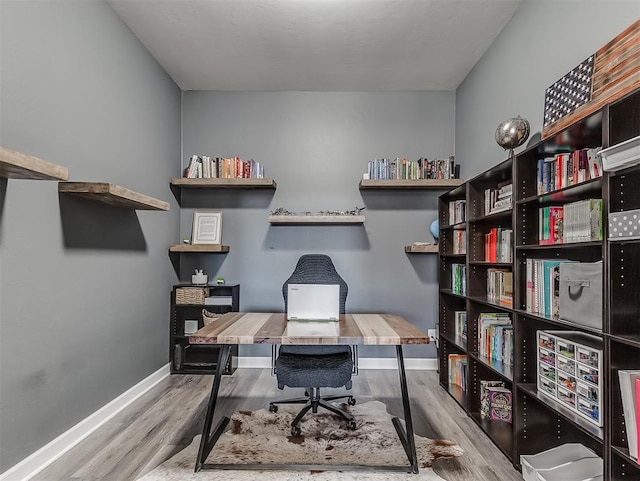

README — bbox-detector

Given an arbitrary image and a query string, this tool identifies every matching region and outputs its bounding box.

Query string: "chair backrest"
[282,254,348,314]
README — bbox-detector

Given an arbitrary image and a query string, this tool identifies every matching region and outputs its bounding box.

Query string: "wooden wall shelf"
[169,244,230,253]
[58,182,170,211]
[0,146,69,180]
[170,178,277,189]
[268,215,365,225]
[359,179,463,190]
[405,244,439,254]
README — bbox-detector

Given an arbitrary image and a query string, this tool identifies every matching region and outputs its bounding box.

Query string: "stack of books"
[536,147,603,195]
[453,230,467,254]
[448,199,466,225]
[451,263,467,295]
[484,182,512,215]
[484,227,513,262]
[477,312,513,366]
[525,259,575,318]
[454,311,467,343]
[366,156,460,180]
[486,268,513,307]
[448,354,467,389]
[538,199,602,244]
[184,155,265,179]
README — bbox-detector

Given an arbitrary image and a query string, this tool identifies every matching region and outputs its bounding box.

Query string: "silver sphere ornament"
[495,116,530,150]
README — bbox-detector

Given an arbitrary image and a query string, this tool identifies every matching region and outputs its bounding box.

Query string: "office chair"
[268,254,357,436]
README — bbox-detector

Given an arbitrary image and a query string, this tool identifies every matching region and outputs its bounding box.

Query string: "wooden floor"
[31,369,524,481]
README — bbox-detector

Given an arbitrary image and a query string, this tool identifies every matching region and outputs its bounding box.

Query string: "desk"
[189,312,430,473]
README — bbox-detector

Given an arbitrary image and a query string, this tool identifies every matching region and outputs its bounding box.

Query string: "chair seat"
[276,351,353,389]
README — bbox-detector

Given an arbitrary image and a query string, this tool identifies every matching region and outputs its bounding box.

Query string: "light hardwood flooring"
[30,369,524,481]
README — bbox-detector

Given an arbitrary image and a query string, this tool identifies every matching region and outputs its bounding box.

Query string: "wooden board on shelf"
[58,182,170,210]
[359,179,463,190]
[0,146,69,180]
[169,244,230,253]
[268,215,365,225]
[405,244,439,254]
[170,177,277,189]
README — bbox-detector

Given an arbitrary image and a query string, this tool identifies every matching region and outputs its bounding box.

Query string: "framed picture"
[192,210,223,245]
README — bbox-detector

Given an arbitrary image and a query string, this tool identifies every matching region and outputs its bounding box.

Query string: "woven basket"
[202,309,222,325]
[175,287,209,305]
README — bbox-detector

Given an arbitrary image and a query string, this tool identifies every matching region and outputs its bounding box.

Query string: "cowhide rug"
[138,400,462,481]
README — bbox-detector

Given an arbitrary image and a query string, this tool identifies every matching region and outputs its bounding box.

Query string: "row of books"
[454,310,467,342]
[538,199,603,245]
[366,156,460,180]
[184,155,265,179]
[448,199,466,225]
[453,230,466,255]
[451,263,467,296]
[525,259,573,318]
[536,147,602,195]
[480,380,512,423]
[478,312,513,366]
[484,182,512,216]
[619,370,640,460]
[487,268,513,307]
[484,227,513,263]
[448,354,467,389]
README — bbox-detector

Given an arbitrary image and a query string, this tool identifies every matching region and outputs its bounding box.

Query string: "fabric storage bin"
[559,261,602,330]
[520,443,599,481]
[609,209,640,240]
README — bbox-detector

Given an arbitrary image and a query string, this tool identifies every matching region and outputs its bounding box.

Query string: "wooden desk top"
[189,312,430,346]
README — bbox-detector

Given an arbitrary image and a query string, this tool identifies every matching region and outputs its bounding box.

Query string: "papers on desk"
[285,320,339,338]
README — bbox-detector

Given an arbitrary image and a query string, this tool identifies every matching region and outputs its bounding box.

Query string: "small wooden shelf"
[268,215,365,225]
[170,177,277,189]
[0,146,69,180]
[58,182,170,210]
[169,244,230,253]
[359,178,463,190]
[404,244,439,254]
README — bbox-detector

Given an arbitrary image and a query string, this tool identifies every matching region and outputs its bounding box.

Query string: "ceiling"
[108,0,522,91]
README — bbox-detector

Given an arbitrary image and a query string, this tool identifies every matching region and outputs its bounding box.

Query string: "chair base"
[269,388,357,436]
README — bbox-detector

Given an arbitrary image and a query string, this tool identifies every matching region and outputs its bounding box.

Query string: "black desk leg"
[195,345,231,472]
[392,345,419,473]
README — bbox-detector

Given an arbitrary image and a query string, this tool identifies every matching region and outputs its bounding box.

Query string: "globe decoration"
[430,219,439,244]
[495,116,530,159]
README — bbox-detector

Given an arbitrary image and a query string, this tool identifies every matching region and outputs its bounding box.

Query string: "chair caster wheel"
[291,426,301,436]
[269,404,278,413]
[346,420,357,430]
[347,397,356,406]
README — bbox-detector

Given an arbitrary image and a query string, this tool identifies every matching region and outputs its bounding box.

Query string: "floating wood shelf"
[404,244,439,254]
[169,244,230,253]
[58,182,170,210]
[359,179,463,190]
[268,215,365,225]
[0,146,69,180]
[170,178,277,189]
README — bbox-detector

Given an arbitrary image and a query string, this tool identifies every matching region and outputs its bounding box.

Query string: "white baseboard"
[0,364,170,481]
[238,356,438,370]
[2,357,436,481]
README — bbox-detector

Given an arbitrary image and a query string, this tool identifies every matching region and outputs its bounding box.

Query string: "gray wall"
[181,91,455,358]
[0,1,180,472]
[456,0,640,178]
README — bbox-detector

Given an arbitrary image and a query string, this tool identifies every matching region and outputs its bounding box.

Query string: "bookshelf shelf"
[58,182,170,210]
[404,244,439,254]
[170,177,277,189]
[359,178,463,190]
[169,244,230,253]
[438,87,640,479]
[268,215,365,225]
[470,352,514,382]
[0,145,69,180]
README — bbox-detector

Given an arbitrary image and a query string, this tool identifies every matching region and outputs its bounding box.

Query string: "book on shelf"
[448,354,468,388]
[366,156,459,180]
[453,229,467,254]
[536,147,603,195]
[618,370,640,459]
[484,181,512,215]
[477,312,513,366]
[480,380,505,419]
[454,310,467,342]
[538,199,602,245]
[525,259,575,318]
[449,199,466,225]
[483,227,513,262]
[185,155,265,179]
[488,386,512,423]
[451,263,467,296]
[486,268,513,307]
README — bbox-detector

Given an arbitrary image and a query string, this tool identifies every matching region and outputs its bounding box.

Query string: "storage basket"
[175,287,209,304]
[202,309,222,325]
